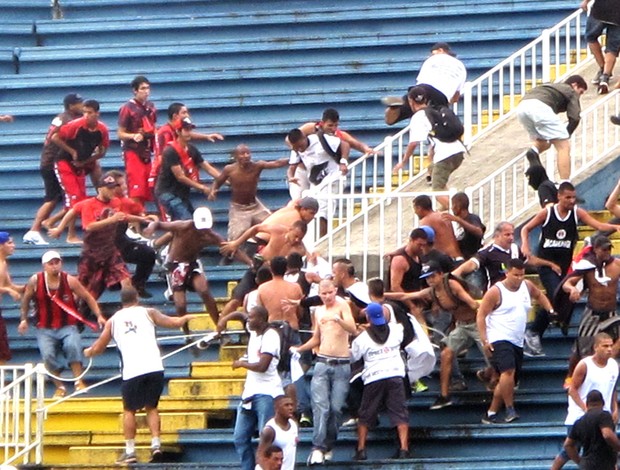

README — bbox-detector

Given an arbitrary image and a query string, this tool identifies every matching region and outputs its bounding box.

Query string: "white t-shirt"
[565,356,619,425]
[416,53,467,102]
[486,281,531,347]
[265,417,298,470]
[241,328,283,400]
[110,305,164,380]
[408,109,466,163]
[350,323,405,385]
[289,133,340,181]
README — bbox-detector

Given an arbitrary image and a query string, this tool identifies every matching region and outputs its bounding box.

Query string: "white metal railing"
[315,90,620,281]
[310,8,590,244]
[0,364,45,467]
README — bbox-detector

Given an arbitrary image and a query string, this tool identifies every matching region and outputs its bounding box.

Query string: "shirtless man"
[143,207,251,335]
[257,256,303,330]
[0,232,23,364]
[562,235,620,379]
[255,197,319,245]
[218,221,308,319]
[292,279,357,465]
[387,260,481,410]
[413,194,463,260]
[209,144,288,241]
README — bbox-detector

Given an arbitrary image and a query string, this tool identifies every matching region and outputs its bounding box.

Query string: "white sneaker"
[307,449,324,466]
[342,417,358,427]
[323,450,333,461]
[23,230,49,245]
[164,287,173,301]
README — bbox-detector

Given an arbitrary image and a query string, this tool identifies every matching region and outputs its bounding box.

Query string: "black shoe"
[598,74,610,94]
[525,149,542,167]
[149,447,163,463]
[449,379,468,391]
[393,449,411,459]
[481,413,499,424]
[611,115,620,126]
[353,449,367,461]
[429,395,453,410]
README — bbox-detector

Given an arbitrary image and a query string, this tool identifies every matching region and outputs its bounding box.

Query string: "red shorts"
[55,160,87,209]
[123,149,153,202]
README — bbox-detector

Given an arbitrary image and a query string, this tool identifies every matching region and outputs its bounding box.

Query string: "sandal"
[53,387,66,398]
[74,380,87,392]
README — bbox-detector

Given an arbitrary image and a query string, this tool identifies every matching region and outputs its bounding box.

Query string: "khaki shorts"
[227,200,271,240]
[442,320,483,353]
[432,152,464,190]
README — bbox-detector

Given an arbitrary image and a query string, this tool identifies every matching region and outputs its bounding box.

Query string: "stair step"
[68,445,182,465]
[167,378,245,398]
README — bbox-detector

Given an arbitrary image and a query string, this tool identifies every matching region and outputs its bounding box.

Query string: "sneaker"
[149,447,163,463]
[426,174,432,186]
[412,380,429,393]
[323,450,333,462]
[504,407,520,423]
[429,395,453,410]
[611,115,620,126]
[592,68,604,84]
[449,379,468,392]
[115,451,137,464]
[598,74,610,94]
[342,417,358,427]
[299,413,313,428]
[307,449,324,466]
[352,449,367,461]
[381,96,404,107]
[23,230,49,246]
[525,149,542,167]
[481,413,499,424]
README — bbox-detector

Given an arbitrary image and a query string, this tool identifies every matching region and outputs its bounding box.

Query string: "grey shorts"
[432,152,464,190]
[442,321,483,354]
[516,99,569,141]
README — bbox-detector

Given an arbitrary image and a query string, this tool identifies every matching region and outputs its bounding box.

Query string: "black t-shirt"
[569,408,617,470]
[475,243,525,290]
[155,144,204,200]
[455,213,486,259]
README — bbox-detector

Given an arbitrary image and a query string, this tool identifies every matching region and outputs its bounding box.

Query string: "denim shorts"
[157,192,194,221]
[35,325,83,372]
[585,15,620,53]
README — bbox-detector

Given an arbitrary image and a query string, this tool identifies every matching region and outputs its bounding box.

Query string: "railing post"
[462,81,473,147]
[541,29,551,83]
[382,135,393,193]
[35,364,46,465]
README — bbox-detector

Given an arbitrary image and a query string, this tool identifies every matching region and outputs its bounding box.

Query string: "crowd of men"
[0,20,620,466]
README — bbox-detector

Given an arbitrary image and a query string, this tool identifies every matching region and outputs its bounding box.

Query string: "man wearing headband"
[0,232,22,364]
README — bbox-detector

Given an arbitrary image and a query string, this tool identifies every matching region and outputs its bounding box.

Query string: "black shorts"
[232,267,258,301]
[42,165,63,203]
[490,340,523,377]
[0,310,11,362]
[121,371,164,411]
[358,377,409,427]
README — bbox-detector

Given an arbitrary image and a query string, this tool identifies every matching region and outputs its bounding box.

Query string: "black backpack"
[269,320,299,373]
[424,105,464,143]
[442,273,483,302]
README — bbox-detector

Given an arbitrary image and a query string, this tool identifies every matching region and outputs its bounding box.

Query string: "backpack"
[269,320,299,373]
[424,105,464,143]
[443,272,483,303]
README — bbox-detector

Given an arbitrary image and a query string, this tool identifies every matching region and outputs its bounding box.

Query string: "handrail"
[309,8,589,245]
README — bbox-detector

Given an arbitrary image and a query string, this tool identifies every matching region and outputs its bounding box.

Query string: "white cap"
[41,250,62,264]
[193,207,213,229]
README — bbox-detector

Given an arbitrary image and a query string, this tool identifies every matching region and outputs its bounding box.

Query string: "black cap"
[420,260,443,279]
[63,93,83,108]
[431,42,456,57]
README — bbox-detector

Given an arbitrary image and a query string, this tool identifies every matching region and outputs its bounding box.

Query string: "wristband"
[339,158,348,165]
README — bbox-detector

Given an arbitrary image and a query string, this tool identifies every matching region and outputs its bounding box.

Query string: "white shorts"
[517,99,569,141]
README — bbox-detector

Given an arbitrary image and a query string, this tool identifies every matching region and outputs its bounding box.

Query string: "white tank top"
[265,417,298,470]
[565,356,619,425]
[486,281,531,347]
[110,305,164,380]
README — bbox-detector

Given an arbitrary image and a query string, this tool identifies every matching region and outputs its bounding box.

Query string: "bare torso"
[257,205,300,242]
[258,278,303,329]
[168,225,224,263]
[432,281,476,322]
[420,212,462,259]
[585,259,620,311]
[315,297,352,358]
[226,161,262,205]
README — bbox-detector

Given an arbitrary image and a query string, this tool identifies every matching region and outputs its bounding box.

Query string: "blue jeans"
[311,361,350,451]
[233,394,274,470]
[157,192,194,221]
[35,325,83,372]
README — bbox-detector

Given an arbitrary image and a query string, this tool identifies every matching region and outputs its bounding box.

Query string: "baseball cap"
[366,302,386,326]
[593,235,613,250]
[98,174,119,188]
[179,117,196,130]
[42,250,62,264]
[431,42,456,56]
[419,225,435,244]
[0,232,9,244]
[63,93,83,108]
[298,197,319,212]
[193,207,213,229]
[347,281,371,308]
[420,260,442,279]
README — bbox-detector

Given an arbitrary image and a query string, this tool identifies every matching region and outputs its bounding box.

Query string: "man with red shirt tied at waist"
[52,99,109,243]
[18,250,105,398]
[118,75,157,206]
[24,93,84,246]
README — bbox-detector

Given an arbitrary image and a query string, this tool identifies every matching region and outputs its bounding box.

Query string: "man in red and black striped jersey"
[118,76,157,206]
[18,250,104,398]
[23,93,84,246]
[52,99,110,242]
